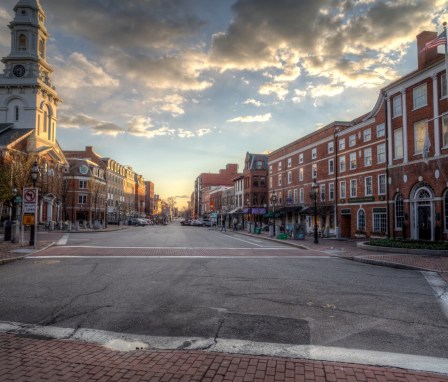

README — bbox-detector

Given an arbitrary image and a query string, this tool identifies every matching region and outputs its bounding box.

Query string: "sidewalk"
[1,332,447,382]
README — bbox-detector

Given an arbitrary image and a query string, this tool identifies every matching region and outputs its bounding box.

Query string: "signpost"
[22,188,38,248]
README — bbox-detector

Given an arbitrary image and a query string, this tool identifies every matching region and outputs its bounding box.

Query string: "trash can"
[254,227,262,234]
[4,220,12,241]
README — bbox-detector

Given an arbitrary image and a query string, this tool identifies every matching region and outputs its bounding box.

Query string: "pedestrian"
[233,217,238,231]
[220,216,227,232]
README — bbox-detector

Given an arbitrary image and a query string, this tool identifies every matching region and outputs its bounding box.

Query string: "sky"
[0,0,446,209]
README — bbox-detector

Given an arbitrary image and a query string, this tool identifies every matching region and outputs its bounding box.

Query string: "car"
[191,219,204,227]
[130,218,147,226]
[202,219,212,227]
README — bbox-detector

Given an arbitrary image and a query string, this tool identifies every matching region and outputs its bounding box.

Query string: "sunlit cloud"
[59,113,124,137]
[227,113,272,123]
[243,99,263,107]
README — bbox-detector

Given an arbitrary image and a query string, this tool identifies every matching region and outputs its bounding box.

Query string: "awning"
[251,208,266,215]
[229,208,244,214]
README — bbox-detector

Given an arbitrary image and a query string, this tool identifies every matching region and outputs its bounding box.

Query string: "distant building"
[144,181,155,218]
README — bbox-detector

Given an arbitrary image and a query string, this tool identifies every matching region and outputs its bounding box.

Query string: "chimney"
[417,31,441,70]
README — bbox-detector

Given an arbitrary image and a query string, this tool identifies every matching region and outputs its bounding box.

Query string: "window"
[18,34,27,51]
[350,179,357,197]
[78,195,87,204]
[320,184,325,201]
[377,143,386,163]
[299,167,303,181]
[299,153,304,164]
[287,190,292,203]
[443,114,448,147]
[269,165,272,173]
[278,176,282,186]
[312,148,317,159]
[293,189,298,204]
[256,160,263,169]
[365,176,372,196]
[328,141,334,153]
[269,176,273,188]
[14,106,19,121]
[260,176,266,187]
[287,158,292,168]
[278,162,282,170]
[378,174,386,195]
[413,83,427,109]
[394,128,403,159]
[357,209,366,232]
[392,96,402,118]
[414,119,428,154]
[376,123,385,138]
[363,129,371,142]
[373,208,387,233]
[364,148,372,166]
[340,181,346,199]
[80,180,88,189]
[339,138,345,151]
[287,171,292,184]
[339,156,346,172]
[349,134,356,147]
[329,183,334,201]
[395,194,404,229]
[299,188,304,203]
[253,176,259,187]
[312,164,317,178]
[350,152,356,170]
[442,74,447,99]
[328,159,334,175]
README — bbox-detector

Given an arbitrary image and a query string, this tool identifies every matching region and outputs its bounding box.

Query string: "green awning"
[264,211,274,218]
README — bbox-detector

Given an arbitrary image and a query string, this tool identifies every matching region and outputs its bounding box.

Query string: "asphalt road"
[0,223,447,359]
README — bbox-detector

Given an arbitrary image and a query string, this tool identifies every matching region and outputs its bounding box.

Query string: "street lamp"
[11,188,18,221]
[310,178,319,244]
[30,160,39,247]
[270,190,277,237]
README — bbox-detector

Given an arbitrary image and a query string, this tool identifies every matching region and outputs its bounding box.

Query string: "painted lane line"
[0,321,446,374]
[57,246,298,250]
[222,235,270,247]
[27,256,334,259]
[422,271,448,319]
[56,234,69,246]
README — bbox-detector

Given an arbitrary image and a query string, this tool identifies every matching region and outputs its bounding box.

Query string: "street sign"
[23,214,35,226]
[23,188,38,214]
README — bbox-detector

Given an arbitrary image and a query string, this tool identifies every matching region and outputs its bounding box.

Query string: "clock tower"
[0,0,62,152]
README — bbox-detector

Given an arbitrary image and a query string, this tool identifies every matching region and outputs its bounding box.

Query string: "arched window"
[357,209,366,232]
[18,34,27,51]
[14,106,19,121]
[445,191,448,232]
[395,194,404,229]
[43,111,47,132]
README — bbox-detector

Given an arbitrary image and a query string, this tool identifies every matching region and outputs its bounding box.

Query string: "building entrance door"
[417,205,431,241]
[340,215,351,238]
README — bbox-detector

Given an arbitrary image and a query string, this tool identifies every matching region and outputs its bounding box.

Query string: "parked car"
[191,219,204,227]
[130,218,147,226]
[202,219,212,227]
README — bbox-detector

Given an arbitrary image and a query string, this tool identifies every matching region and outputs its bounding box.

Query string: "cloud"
[177,128,212,138]
[243,99,263,107]
[58,113,124,137]
[127,116,176,138]
[227,113,272,123]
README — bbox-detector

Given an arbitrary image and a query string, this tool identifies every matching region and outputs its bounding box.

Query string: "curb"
[342,256,435,272]
[357,241,448,256]
[0,241,55,266]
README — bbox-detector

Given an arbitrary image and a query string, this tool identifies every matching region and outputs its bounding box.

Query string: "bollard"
[4,220,13,241]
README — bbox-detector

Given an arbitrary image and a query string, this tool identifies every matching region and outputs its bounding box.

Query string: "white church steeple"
[0,0,61,148]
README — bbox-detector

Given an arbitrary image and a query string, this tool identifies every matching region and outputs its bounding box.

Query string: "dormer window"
[18,34,27,51]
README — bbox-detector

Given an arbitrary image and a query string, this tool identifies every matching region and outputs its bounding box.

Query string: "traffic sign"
[23,214,35,226]
[24,189,37,203]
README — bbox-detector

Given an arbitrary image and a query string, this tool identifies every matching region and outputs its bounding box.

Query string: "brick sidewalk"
[0,333,447,382]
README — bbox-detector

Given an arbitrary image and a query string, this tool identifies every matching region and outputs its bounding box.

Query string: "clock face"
[79,165,89,175]
[12,64,25,78]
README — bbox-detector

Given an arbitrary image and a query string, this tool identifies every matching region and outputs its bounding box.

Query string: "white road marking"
[220,235,269,247]
[27,256,334,259]
[57,246,297,250]
[0,321,446,374]
[56,234,69,246]
[422,271,448,319]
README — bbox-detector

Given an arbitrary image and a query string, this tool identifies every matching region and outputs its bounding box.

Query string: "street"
[0,223,447,361]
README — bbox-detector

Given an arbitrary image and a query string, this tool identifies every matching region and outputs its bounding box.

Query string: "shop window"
[395,194,404,229]
[357,209,366,232]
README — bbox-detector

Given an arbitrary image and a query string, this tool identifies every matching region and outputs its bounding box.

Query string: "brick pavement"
[0,333,447,382]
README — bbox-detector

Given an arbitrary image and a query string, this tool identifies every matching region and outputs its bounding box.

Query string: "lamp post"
[270,190,277,237]
[30,160,39,247]
[11,188,18,221]
[311,178,319,244]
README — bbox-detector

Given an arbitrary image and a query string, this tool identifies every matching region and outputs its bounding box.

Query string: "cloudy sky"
[0,0,446,208]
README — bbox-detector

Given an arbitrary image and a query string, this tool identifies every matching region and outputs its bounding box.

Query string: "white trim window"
[287,171,292,184]
[349,134,356,147]
[350,152,356,170]
[414,119,428,154]
[376,123,385,138]
[293,189,298,204]
[364,147,372,167]
[339,138,345,151]
[278,161,282,171]
[365,176,372,196]
[328,141,334,153]
[278,176,282,187]
[312,148,317,159]
[357,209,366,232]
[329,183,334,201]
[395,194,404,229]
[443,114,448,147]
[299,188,304,203]
[79,180,88,189]
[394,128,403,159]
[377,143,386,164]
[78,194,87,204]
[299,167,304,181]
[320,184,325,201]
[413,83,427,110]
[363,128,371,142]
[350,179,357,197]
[392,95,402,118]
[340,181,346,199]
[287,158,292,168]
[441,73,447,99]
[339,156,346,172]
[378,174,386,195]
[312,163,317,178]
[269,165,272,173]
[328,159,334,175]
[299,153,304,164]
[269,176,273,188]
[373,208,387,233]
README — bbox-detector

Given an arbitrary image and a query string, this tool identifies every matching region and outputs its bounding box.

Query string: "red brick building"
[268,31,448,240]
